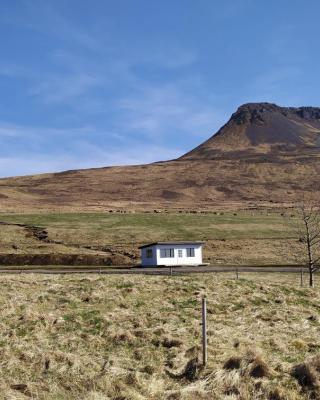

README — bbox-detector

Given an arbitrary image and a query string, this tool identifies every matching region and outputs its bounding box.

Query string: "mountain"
[1,102,320,212]
[182,103,320,160]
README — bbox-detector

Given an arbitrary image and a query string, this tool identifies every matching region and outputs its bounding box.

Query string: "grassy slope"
[0,273,318,399]
[0,211,291,240]
[0,211,299,264]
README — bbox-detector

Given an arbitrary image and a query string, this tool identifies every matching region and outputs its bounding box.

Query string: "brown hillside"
[1,102,320,212]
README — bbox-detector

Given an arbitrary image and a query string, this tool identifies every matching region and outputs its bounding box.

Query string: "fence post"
[300,268,303,287]
[235,268,239,280]
[202,296,207,367]
[170,266,173,276]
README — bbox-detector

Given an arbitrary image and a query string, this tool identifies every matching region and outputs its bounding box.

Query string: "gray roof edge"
[139,241,205,249]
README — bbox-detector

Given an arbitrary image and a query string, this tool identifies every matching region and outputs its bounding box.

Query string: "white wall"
[141,244,203,266]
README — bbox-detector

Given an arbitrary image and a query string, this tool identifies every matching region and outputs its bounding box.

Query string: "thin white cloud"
[118,83,226,139]
[0,122,94,139]
[0,0,229,178]
[265,23,299,58]
[6,0,105,53]
[0,63,26,77]
[252,66,301,89]
[140,48,197,69]
[245,66,303,106]
[30,73,103,105]
[0,143,182,178]
[0,118,185,178]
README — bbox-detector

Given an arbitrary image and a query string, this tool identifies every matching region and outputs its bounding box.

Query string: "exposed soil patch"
[0,221,48,240]
[0,221,133,265]
[0,253,119,266]
[161,190,184,200]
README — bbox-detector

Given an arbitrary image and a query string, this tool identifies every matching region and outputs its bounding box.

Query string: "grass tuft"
[0,272,316,398]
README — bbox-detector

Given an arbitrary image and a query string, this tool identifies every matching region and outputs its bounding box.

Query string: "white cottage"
[139,241,204,267]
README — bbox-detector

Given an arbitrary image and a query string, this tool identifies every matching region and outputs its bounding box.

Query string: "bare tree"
[292,198,320,287]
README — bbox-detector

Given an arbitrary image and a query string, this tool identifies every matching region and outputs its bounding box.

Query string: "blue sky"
[0,0,320,177]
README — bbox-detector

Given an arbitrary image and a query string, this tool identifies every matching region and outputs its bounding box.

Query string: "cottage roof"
[139,241,205,249]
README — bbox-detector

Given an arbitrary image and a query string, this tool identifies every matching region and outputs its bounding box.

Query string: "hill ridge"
[1,102,320,211]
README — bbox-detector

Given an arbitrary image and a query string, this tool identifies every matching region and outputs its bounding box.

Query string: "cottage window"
[160,248,174,258]
[186,248,195,257]
[178,249,183,257]
[146,249,153,258]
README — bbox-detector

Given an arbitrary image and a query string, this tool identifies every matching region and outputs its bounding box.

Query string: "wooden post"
[170,266,173,276]
[99,267,102,275]
[236,268,239,280]
[300,268,303,287]
[202,296,207,367]
[312,271,315,288]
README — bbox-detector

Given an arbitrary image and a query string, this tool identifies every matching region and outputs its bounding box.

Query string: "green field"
[0,211,292,242]
[0,211,299,265]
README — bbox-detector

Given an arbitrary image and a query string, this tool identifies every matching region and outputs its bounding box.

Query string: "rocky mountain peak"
[180,102,320,160]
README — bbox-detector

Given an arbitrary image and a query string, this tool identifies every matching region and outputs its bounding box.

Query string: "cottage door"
[177,249,183,265]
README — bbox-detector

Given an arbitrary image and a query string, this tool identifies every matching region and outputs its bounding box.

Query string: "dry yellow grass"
[0,272,319,399]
